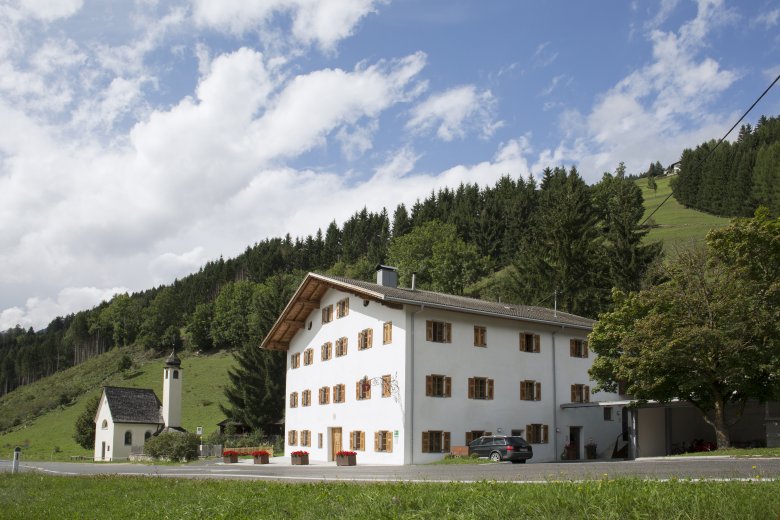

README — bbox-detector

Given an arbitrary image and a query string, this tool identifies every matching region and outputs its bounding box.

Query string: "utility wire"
[641,72,780,226]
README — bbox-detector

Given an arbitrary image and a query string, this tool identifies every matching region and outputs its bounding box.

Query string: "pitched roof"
[104,386,163,424]
[261,272,595,351]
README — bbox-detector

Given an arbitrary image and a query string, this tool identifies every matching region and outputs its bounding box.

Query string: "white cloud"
[406,85,502,141]
[0,286,128,331]
[753,8,779,28]
[539,75,571,97]
[17,0,83,22]
[532,41,558,67]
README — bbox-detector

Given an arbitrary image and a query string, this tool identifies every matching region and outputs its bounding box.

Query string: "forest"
[672,114,780,217]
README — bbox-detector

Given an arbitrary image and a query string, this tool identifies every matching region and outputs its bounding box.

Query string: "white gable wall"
[94,394,113,461]
[94,392,160,461]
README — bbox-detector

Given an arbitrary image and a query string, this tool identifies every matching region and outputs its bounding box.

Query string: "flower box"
[222,450,239,464]
[291,451,309,465]
[336,451,357,466]
[252,450,270,464]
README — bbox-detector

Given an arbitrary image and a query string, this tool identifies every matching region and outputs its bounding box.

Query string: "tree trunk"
[712,400,731,448]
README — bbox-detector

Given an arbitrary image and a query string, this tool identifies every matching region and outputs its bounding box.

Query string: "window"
[291,353,301,369]
[145,431,152,441]
[570,339,589,358]
[289,392,298,408]
[321,342,332,361]
[336,298,349,318]
[604,406,613,421]
[301,430,311,447]
[303,348,314,366]
[350,430,365,451]
[520,380,541,401]
[124,431,132,446]
[173,370,179,379]
[288,430,297,446]
[356,378,371,400]
[526,424,549,444]
[358,328,373,350]
[571,384,590,403]
[335,337,348,357]
[465,430,488,444]
[473,326,487,347]
[520,332,541,353]
[319,386,330,405]
[510,429,523,437]
[381,375,392,398]
[318,433,323,449]
[101,420,108,430]
[426,320,452,343]
[468,377,494,400]
[333,384,346,403]
[383,321,392,344]
[322,305,333,323]
[421,431,450,453]
[425,374,452,397]
[375,430,393,452]
[302,389,312,407]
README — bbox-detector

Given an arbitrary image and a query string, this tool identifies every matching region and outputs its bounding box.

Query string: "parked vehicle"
[468,435,533,463]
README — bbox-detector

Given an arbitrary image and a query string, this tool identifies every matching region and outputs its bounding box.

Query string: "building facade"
[262,267,624,464]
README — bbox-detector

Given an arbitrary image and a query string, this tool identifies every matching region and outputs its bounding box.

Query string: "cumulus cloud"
[406,85,502,141]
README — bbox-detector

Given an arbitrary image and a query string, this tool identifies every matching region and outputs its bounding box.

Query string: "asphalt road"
[3,457,780,483]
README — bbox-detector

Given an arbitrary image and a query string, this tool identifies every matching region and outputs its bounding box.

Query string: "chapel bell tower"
[162,349,182,429]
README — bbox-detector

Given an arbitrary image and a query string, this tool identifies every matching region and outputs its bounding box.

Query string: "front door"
[101,442,106,460]
[569,427,581,460]
[331,427,342,461]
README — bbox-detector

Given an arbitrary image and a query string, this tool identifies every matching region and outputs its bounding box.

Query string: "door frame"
[329,427,342,461]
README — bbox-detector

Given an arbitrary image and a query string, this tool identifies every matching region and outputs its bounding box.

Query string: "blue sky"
[1,0,779,330]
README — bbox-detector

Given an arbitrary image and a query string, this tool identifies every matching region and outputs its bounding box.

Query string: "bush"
[144,432,199,462]
[73,395,101,449]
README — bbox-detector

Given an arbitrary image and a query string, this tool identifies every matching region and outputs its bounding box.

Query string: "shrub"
[73,395,101,449]
[144,432,199,462]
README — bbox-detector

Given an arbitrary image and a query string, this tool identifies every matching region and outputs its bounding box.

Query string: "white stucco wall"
[93,393,160,461]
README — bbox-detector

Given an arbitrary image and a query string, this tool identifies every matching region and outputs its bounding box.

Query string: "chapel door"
[331,427,342,460]
[101,442,106,460]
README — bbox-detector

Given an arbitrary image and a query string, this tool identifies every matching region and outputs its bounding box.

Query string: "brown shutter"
[473,327,478,346]
[520,381,526,400]
[443,432,451,452]
[345,298,349,314]
[584,341,589,357]
[526,424,532,443]
[356,381,360,400]
[485,431,492,436]
[570,339,576,357]
[468,377,475,399]
[344,337,347,354]
[535,382,542,401]
[466,432,473,444]
[374,431,379,451]
[534,334,541,353]
[571,385,576,403]
[542,425,549,444]
[360,432,365,451]
[585,385,590,403]
[519,332,524,351]
[445,376,452,397]
[487,379,494,400]
[445,323,452,343]
[422,432,430,453]
[387,433,393,453]
[426,375,432,396]
[368,328,373,347]
[426,321,433,341]
[349,432,355,450]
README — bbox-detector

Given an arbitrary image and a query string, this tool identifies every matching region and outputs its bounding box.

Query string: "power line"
[641,72,780,226]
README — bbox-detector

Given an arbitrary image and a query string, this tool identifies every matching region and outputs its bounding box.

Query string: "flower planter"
[253,454,270,464]
[223,454,238,464]
[291,454,309,465]
[336,454,357,466]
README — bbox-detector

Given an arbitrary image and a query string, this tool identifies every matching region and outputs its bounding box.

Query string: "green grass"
[430,455,493,465]
[674,447,780,458]
[638,176,730,251]
[0,348,235,461]
[2,474,779,519]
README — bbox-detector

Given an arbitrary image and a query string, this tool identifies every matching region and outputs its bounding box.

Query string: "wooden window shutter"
[426,375,433,396]
[356,381,360,400]
[535,382,542,401]
[360,432,365,451]
[445,323,452,343]
[468,377,475,399]
[520,381,527,400]
[526,424,532,443]
[343,337,347,355]
[542,425,549,444]
[426,320,433,341]
[585,385,590,402]
[485,431,492,436]
[519,332,524,351]
[487,379,494,400]
[443,432,451,452]
[534,334,541,353]
[473,327,478,346]
[570,339,576,357]
[571,385,577,403]
[466,432,473,444]
[422,432,430,453]
[374,431,380,451]
[368,328,373,347]
[349,432,355,450]
[444,376,452,397]
[584,341,589,357]
[387,433,393,453]
[345,298,349,314]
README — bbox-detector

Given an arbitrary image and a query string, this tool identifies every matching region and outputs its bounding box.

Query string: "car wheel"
[489,451,502,462]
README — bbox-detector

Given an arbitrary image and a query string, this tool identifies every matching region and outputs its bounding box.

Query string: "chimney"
[375,264,398,288]
[411,272,416,291]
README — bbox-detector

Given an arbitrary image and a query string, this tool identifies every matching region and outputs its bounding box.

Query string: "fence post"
[12,447,20,474]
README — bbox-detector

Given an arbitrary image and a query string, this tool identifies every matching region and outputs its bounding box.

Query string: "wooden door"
[331,427,342,460]
[101,442,106,460]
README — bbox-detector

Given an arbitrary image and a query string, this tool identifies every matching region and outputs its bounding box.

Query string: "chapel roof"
[103,386,164,425]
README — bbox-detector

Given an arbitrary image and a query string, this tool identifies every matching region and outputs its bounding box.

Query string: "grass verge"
[673,447,780,458]
[1,474,779,519]
[430,455,493,465]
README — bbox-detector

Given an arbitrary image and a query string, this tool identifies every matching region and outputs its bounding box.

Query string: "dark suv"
[468,435,533,463]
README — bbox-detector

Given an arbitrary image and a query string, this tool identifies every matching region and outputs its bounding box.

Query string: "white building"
[93,351,184,461]
[261,266,625,464]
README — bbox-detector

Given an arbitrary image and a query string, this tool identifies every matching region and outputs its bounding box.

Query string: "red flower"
[291,450,309,457]
[252,450,270,457]
[222,450,239,457]
[336,450,357,457]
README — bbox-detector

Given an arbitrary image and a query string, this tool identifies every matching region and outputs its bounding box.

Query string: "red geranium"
[252,450,271,457]
[291,450,309,456]
[222,450,239,457]
[336,450,357,456]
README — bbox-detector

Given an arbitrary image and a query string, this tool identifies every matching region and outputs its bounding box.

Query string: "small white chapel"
[93,350,185,461]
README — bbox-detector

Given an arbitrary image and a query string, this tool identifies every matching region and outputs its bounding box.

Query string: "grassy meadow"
[1,474,779,519]
[0,348,235,461]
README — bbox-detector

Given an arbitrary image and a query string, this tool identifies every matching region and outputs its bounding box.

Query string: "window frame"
[525,424,549,444]
[321,341,332,361]
[321,304,333,323]
[288,430,297,446]
[570,339,589,358]
[357,328,373,351]
[335,337,348,357]
[356,378,372,400]
[319,386,330,405]
[425,374,452,398]
[426,320,452,343]
[375,430,393,453]
[333,384,346,403]
[289,391,298,408]
[290,353,301,369]
[467,376,494,400]
[520,380,542,401]
[336,298,350,318]
[473,326,487,347]
[519,332,541,353]
[421,431,451,453]
[302,389,311,407]
[571,383,591,403]
[303,348,314,366]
